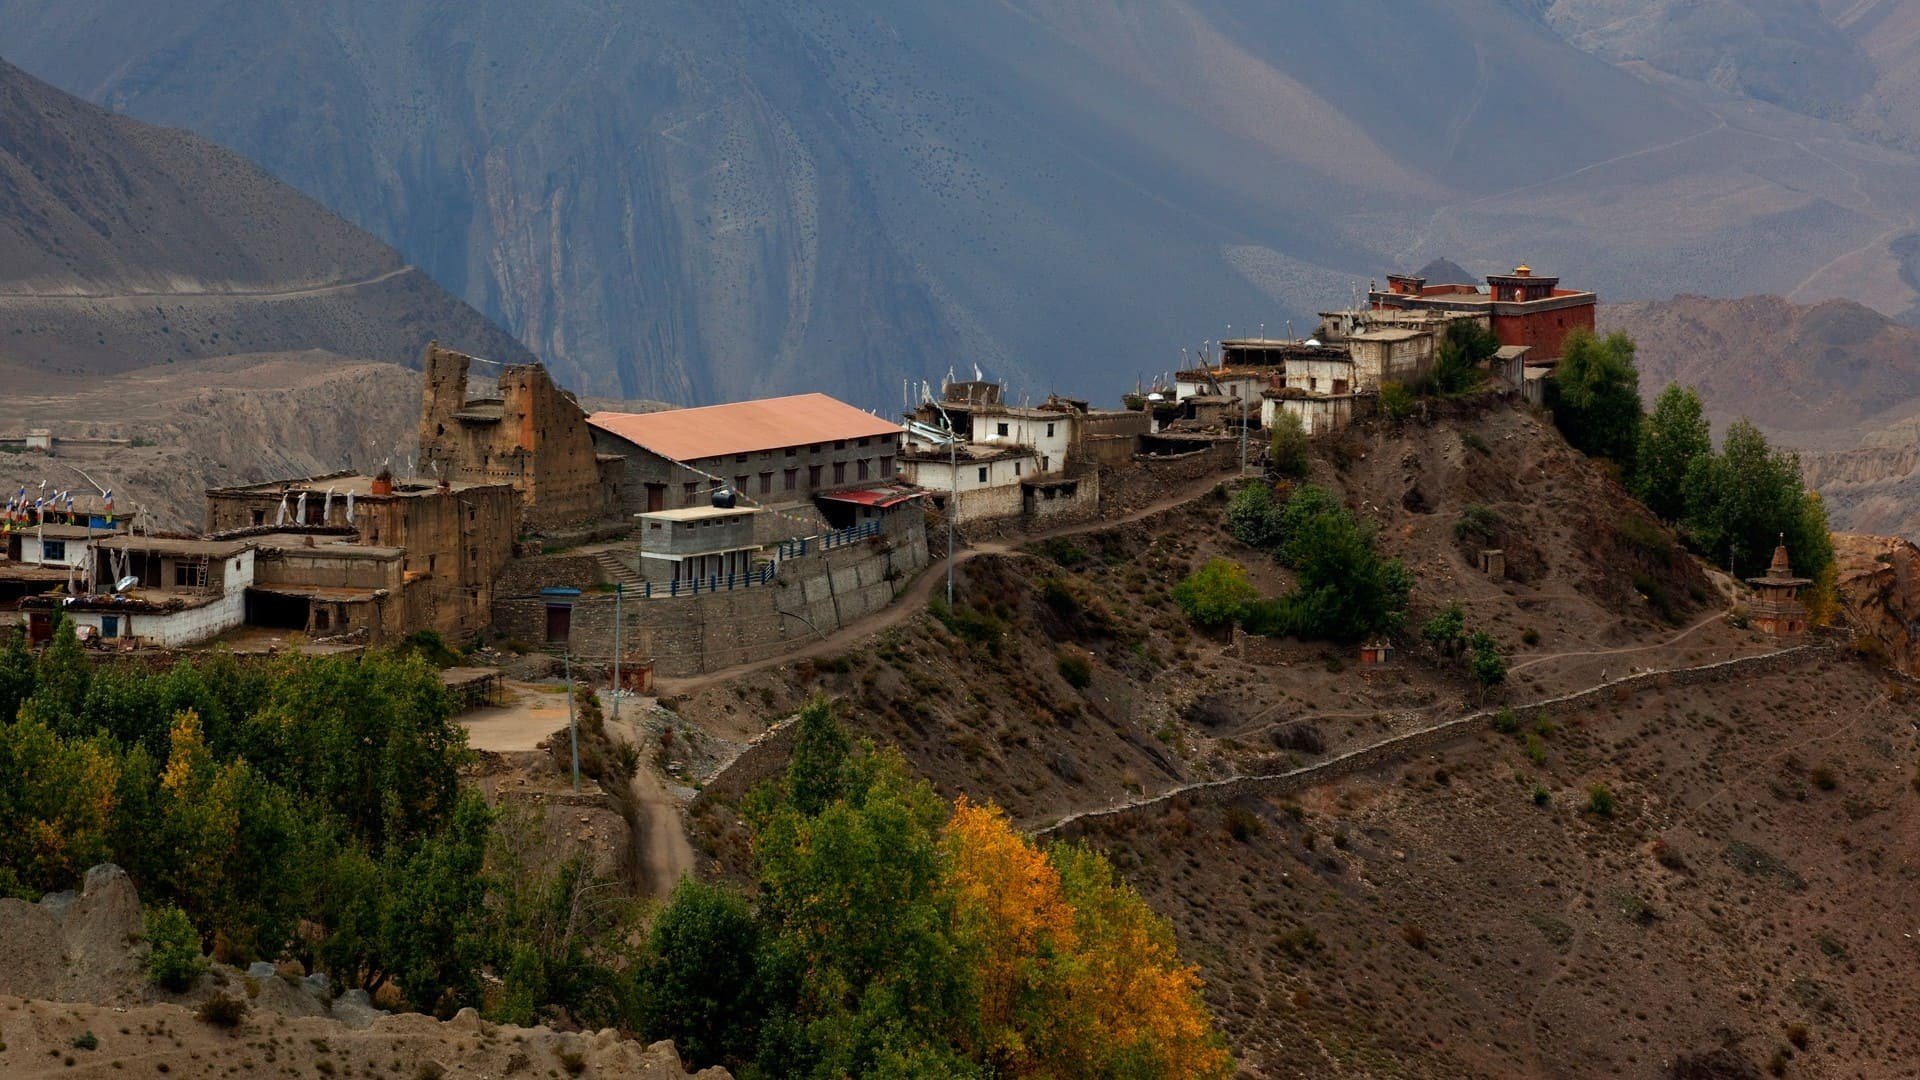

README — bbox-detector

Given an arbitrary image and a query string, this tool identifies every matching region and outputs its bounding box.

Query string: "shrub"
[1380,382,1415,422]
[1520,628,1540,647]
[196,991,248,1028]
[1421,604,1466,657]
[1468,632,1507,689]
[1400,924,1428,950]
[1225,483,1287,551]
[1585,784,1616,818]
[1055,652,1093,689]
[1172,559,1261,629]
[71,1031,98,1051]
[1810,765,1837,791]
[1531,784,1550,807]
[1223,805,1264,843]
[1491,708,1521,735]
[1454,504,1501,546]
[144,905,207,992]
[1267,411,1311,479]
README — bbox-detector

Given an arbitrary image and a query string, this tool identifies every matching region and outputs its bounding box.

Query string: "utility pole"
[565,651,580,792]
[934,401,957,607]
[611,582,623,723]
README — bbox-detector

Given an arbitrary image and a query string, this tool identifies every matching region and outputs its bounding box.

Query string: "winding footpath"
[1030,642,1823,836]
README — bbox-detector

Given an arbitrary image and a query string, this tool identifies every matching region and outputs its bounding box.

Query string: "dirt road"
[609,713,699,896]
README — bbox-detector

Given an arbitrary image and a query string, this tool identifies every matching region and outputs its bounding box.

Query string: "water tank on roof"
[711,487,737,509]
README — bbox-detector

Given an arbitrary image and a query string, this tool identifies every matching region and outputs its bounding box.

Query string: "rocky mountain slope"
[0,56,535,376]
[12,3,1920,403]
[654,402,1920,1077]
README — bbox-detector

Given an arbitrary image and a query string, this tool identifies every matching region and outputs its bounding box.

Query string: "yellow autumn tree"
[156,710,245,938]
[0,715,119,893]
[944,798,1078,1071]
[941,799,1233,1079]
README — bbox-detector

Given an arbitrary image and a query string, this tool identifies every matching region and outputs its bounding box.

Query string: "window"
[857,437,869,447]
[469,546,478,564]
[835,439,848,450]
[977,466,989,483]
[41,540,65,562]
[785,445,798,457]
[314,608,331,631]
[649,521,662,531]
[251,509,266,526]
[428,554,437,572]
[684,482,699,504]
[759,472,772,495]
[857,459,870,481]
[735,454,748,463]
[1014,461,1022,477]
[833,461,846,484]
[996,422,1009,437]
[1046,422,1055,437]
[735,475,749,494]
[808,464,823,487]
[101,615,118,638]
[783,468,797,491]
[810,443,822,453]
[880,456,894,477]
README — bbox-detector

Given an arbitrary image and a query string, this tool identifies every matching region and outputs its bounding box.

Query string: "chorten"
[1746,536,1810,636]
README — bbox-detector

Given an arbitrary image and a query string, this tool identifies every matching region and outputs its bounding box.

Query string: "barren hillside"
[0,57,535,376]
[641,403,1918,1077]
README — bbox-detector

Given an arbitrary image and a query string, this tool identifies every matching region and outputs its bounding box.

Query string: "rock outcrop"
[1832,532,1920,674]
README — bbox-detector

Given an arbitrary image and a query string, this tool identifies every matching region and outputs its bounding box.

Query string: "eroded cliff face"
[1833,532,1920,674]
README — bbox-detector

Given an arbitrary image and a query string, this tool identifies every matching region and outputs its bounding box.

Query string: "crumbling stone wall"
[419,343,609,530]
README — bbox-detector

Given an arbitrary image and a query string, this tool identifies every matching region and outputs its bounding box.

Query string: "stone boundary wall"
[1098,443,1239,516]
[1035,644,1829,836]
[495,520,929,676]
[494,554,605,595]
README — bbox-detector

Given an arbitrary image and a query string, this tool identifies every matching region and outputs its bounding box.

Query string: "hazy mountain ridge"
[13,1,1920,406]
[0,57,536,377]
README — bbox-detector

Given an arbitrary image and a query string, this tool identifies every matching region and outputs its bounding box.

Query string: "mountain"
[1606,294,1920,441]
[0,56,536,376]
[11,2,1920,406]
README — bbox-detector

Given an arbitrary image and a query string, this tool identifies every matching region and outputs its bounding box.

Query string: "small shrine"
[1746,537,1810,637]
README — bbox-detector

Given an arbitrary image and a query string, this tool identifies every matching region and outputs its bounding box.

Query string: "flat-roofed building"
[22,536,255,648]
[636,505,763,584]
[205,470,516,639]
[1370,264,1596,361]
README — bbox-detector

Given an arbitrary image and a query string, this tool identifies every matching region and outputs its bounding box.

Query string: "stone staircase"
[594,549,646,590]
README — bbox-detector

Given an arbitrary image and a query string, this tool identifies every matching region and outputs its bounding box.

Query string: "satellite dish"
[114,575,139,593]
[1305,338,1322,347]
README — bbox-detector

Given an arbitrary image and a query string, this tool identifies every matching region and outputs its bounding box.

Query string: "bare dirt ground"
[460,680,576,753]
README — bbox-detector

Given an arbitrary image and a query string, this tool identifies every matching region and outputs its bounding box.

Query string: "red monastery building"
[1370,264,1596,360]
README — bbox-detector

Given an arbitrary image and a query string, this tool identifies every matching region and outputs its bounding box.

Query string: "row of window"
[726,436,899,465]
[683,457,895,503]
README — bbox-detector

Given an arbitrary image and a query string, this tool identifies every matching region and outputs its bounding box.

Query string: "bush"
[1267,411,1311,479]
[196,991,249,1028]
[1585,784,1616,818]
[71,1031,98,1051]
[1055,652,1093,689]
[1453,504,1501,546]
[144,905,208,992]
[1380,382,1415,422]
[1224,483,1287,551]
[1467,632,1506,689]
[1173,559,1261,629]
[1421,604,1466,657]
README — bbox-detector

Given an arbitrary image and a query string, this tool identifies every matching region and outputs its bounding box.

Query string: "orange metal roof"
[589,394,902,462]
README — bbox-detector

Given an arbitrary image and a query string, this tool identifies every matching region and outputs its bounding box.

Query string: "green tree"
[1172,559,1261,629]
[143,904,208,992]
[1281,506,1412,643]
[0,631,35,724]
[1682,419,1833,581]
[1633,384,1710,522]
[1468,632,1507,689]
[382,789,492,1014]
[1432,319,1498,394]
[25,616,93,734]
[1266,411,1311,479]
[1224,483,1286,551]
[1549,330,1642,468]
[0,715,120,893]
[1275,485,1343,567]
[639,878,762,1069]
[1421,604,1467,657]
[787,697,853,817]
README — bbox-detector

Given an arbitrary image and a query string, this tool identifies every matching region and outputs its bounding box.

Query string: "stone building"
[21,536,255,648]
[1747,539,1812,637]
[417,342,618,530]
[589,394,906,530]
[1370,264,1596,361]
[636,505,763,584]
[205,470,517,639]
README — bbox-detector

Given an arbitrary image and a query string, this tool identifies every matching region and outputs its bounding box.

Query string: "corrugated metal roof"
[817,485,924,508]
[589,394,902,462]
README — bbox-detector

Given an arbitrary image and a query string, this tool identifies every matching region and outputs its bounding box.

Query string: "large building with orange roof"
[588,393,906,519]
